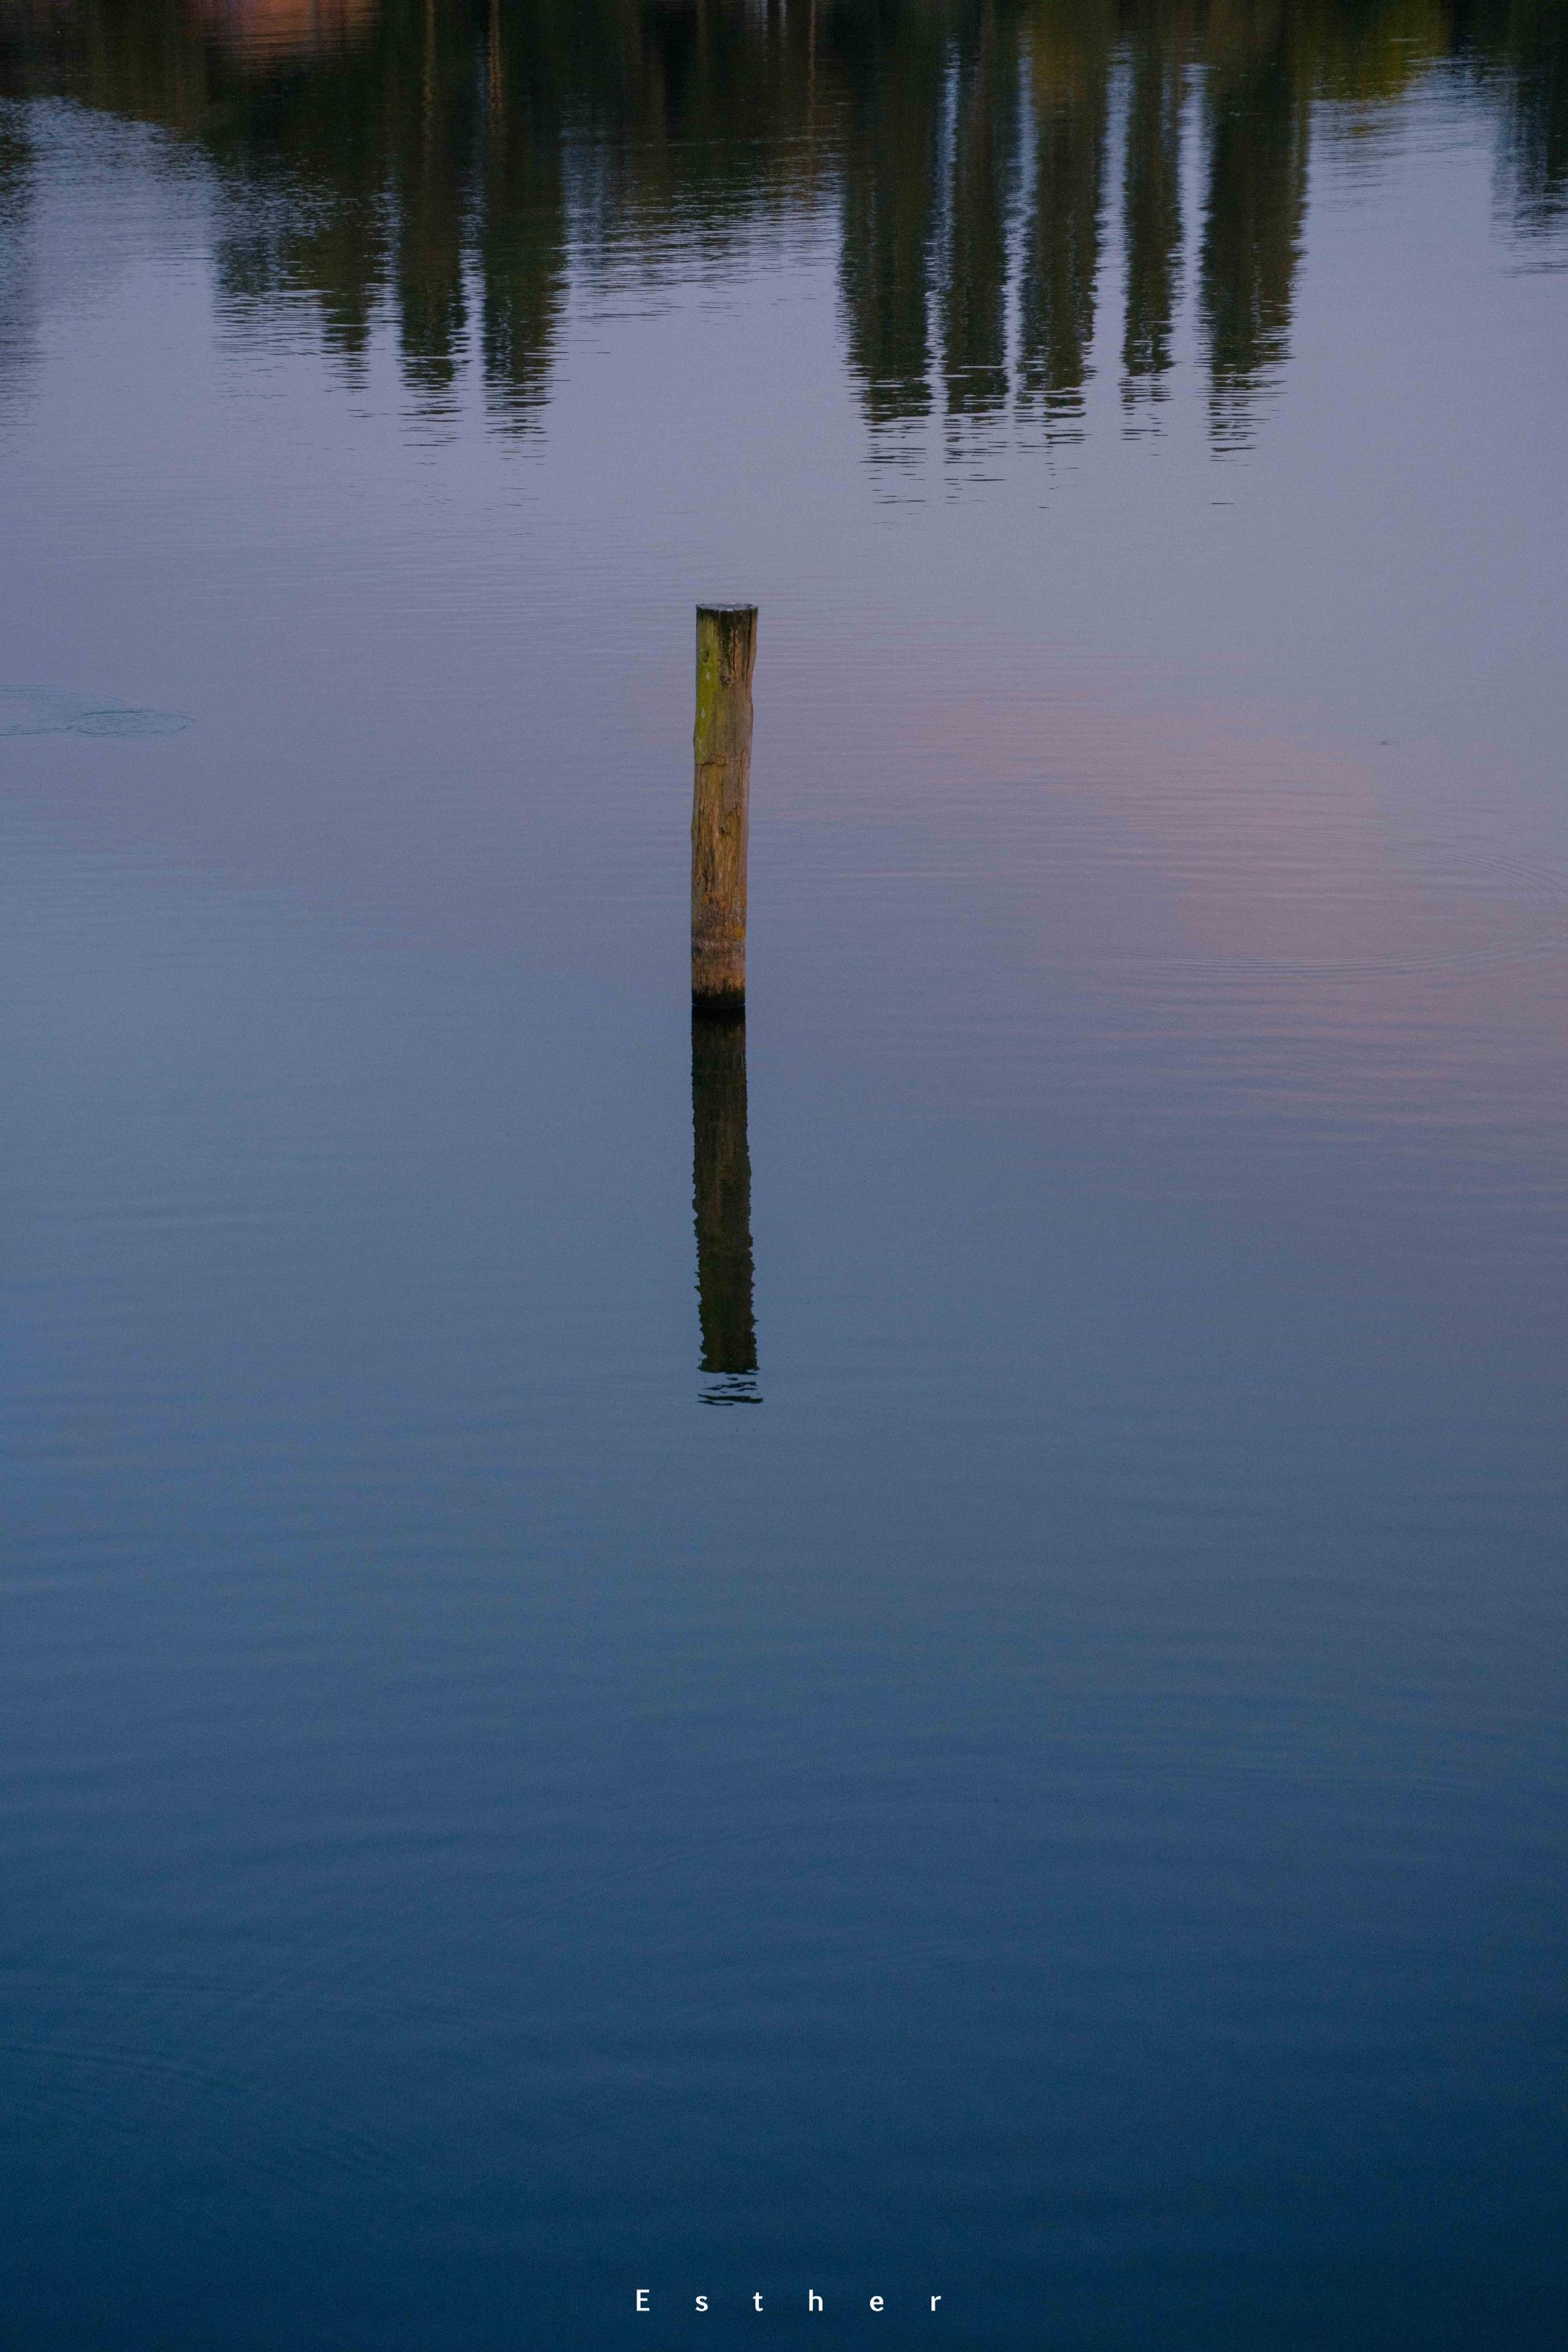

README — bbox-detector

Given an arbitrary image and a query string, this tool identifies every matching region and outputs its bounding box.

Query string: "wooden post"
[691,1007,757,1388]
[691,604,757,1008]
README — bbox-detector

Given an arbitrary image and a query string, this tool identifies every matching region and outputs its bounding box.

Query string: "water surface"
[1,3,1566,2347]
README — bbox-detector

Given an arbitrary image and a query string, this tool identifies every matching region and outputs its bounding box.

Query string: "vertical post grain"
[691,604,758,1007]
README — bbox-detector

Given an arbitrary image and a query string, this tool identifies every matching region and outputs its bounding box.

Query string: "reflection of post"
[692,1008,758,1395]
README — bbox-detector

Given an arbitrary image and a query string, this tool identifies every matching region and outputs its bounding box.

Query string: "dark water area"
[1,2,1566,2346]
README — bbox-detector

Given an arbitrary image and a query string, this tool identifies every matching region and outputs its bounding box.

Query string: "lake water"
[1,3,1566,2346]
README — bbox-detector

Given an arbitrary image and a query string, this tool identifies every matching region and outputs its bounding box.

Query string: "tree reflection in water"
[2,0,1562,452]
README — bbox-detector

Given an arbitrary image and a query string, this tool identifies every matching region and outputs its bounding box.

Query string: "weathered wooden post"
[691,604,757,1008]
[691,1007,757,1387]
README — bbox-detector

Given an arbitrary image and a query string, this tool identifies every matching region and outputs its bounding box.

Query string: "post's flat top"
[696,602,758,615]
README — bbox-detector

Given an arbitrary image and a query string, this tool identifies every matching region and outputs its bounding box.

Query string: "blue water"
[1,5,1566,2344]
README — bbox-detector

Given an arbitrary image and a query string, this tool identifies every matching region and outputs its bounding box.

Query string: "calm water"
[2,3,1566,2346]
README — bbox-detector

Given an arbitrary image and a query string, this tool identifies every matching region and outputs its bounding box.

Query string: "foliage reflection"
[2,0,1563,450]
